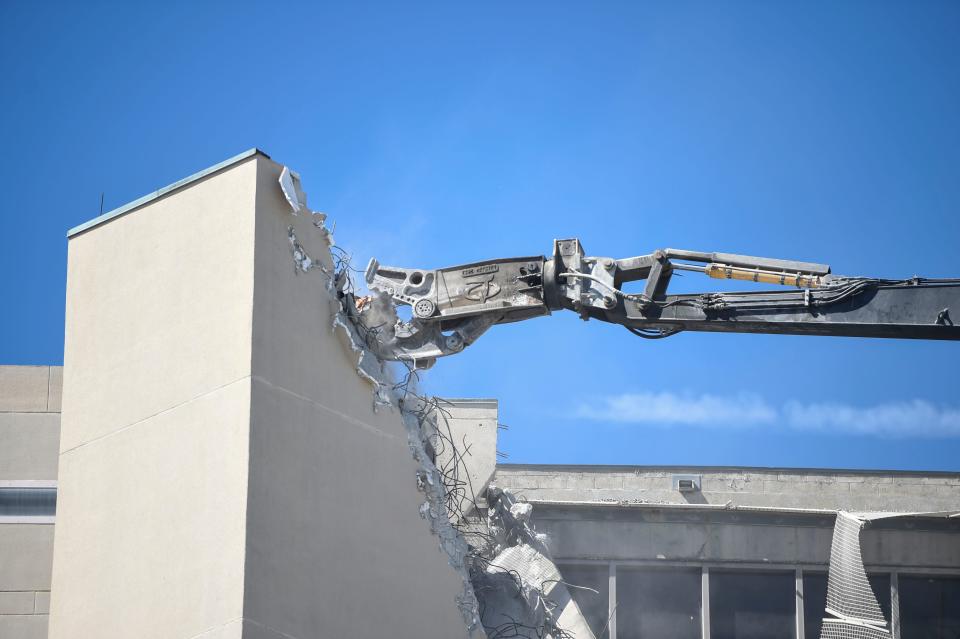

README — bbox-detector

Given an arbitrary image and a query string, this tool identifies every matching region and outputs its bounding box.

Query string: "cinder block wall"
[494,465,960,512]
[0,365,62,639]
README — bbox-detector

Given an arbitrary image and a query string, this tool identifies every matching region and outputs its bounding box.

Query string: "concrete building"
[3,366,959,637]
[1,366,60,639]
[493,464,960,638]
[1,150,958,638]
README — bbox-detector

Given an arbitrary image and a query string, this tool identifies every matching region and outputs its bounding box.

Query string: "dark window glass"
[803,572,891,638]
[0,487,57,516]
[709,571,793,639]
[900,576,960,638]
[617,568,701,639]
[869,574,892,622]
[558,564,610,637]
[802,573,827,639]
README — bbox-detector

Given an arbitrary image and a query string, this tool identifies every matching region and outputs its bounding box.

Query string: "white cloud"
[783,399,960,437]
[575,392,777,427]
[575,392,960,438]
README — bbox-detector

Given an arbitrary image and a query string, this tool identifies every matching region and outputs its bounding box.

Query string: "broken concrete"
[329,186,597,638]
[423,398,499,517]
[472,486,596,639]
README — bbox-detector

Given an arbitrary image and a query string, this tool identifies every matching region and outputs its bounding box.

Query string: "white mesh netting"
[820,511,889,639]
[820,619,890,639]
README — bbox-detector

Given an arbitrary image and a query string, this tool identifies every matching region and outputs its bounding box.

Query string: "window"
[802,573,891,639]
[0,487,57,516]
[558,564,610,637]
[899,576,960,638]
[617,567,701,639]
[709,571,794,639]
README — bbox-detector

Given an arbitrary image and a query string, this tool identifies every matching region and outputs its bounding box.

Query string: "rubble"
[474,487,596,638]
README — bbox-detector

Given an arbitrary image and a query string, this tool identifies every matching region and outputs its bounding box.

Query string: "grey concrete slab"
[0,614,49,639]
[536,519,706,561]
[0,591,35,614]
[707,523,799,563]
[0,525,54,591]
[529,504,960,575]
[0,367,49,413]
[793,525,836,565]
[0,412,60,479]
[863,529,960,568]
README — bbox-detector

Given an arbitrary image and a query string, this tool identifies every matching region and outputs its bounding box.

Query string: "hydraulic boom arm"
[352,239,960,367]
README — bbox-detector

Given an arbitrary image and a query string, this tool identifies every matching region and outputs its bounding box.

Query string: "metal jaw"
[361,255,549,367]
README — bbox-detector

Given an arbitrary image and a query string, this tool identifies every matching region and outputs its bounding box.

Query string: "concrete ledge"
[66,148,268,238]
[0,481,57,489]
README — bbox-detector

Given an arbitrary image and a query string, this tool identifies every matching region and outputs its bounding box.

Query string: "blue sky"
[2,1,958,470]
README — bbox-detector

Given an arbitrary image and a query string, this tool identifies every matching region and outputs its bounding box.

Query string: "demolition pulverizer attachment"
[358,254,549,367]
[358,239,960,366]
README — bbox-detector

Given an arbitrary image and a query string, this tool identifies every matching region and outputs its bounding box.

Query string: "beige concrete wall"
[1,365,61,639]
[57,160,259,455]
[242,158,473,639]
[50,153,477,638]
[50,156,260,639]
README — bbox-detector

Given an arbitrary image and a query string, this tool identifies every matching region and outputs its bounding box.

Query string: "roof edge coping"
[67,147,270,238]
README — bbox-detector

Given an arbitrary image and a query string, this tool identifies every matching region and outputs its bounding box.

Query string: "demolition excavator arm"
[354,239,960,367]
